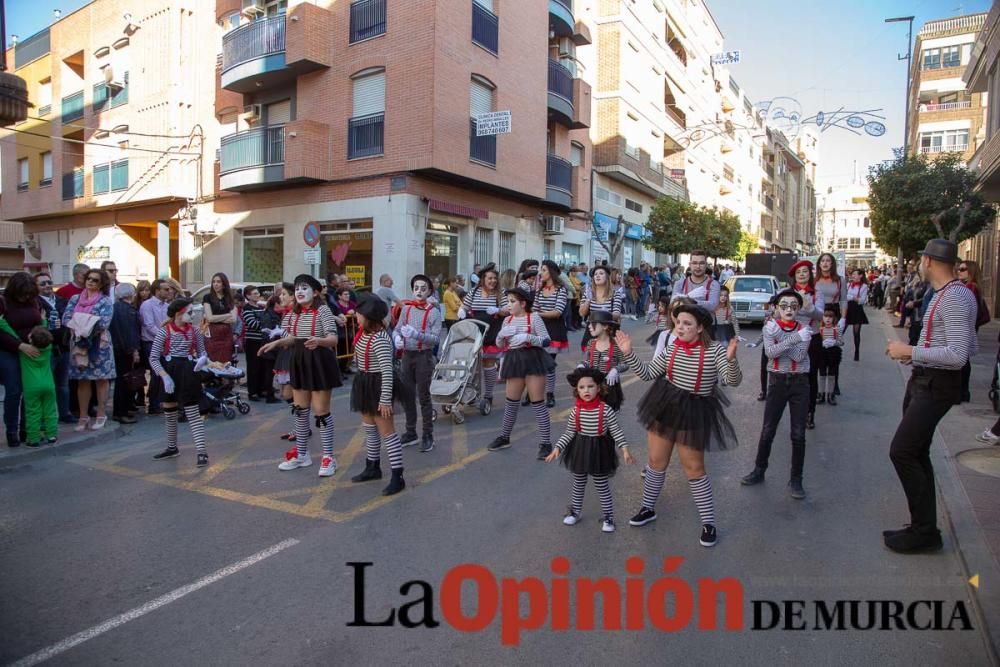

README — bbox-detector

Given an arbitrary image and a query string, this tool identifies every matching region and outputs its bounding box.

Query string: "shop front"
[319,221,373,290]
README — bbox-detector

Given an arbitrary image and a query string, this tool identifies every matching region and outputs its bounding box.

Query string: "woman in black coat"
[110,283,141,424]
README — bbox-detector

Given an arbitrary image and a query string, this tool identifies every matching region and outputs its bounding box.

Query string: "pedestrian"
[268,283,297,439]
[674,250,721,312]
[100,261,119,293]
[536,260,569,408]
[615,305,742,547]
[139,280,172,415]
[329,286,357,376]
[885,239,976,553]
[959,259,987,403]
[374,273,403,313]
[517,259,541,294]
[255,292,283,404]
[35,272,74,424]
[149,298,211,466]
[64,268,116,432]
[459,263,509,410]
[741,289,814,499]
[202,273,237,363]
[845,268,869,361]
[499,268,517,293]
[746,294,781,401]
[55,263,89,311]
[788,259,825,430]
[579,310,626,411]
[652,296,696,359]
[394,274,443,453]
[135,280,152,308]
[486,287,556,458]
[348,295,407,495]
[470,264,482,289]
[110,283,141,424]
[240,285,266,401]
[713,285,741,344]
[815,307,845,407]
[815,253,846,319]
[545,367,634,533]
[578,265,622,351]
[645,294,672,344]
[258,275,342,477]
[442,277,463,330]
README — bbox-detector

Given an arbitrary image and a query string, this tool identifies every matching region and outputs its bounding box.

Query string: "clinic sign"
[711,51,741,65]
[475,111,512,136]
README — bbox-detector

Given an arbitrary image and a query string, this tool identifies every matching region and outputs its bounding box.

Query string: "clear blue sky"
[709,0,993,189]
[6,1,91,43]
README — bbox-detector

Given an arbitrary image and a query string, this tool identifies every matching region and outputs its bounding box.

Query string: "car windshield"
[733,278,774,294]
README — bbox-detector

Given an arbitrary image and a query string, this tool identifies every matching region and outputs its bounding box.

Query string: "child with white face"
[394,274,443,452]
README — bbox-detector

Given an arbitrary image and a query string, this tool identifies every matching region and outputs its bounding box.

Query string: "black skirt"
[636,377,737,451]
[818,345,843,373]
[473,311,505,355]
[713,323,736,344]
[846,301,869,325]
[561,434,619,476]
[289,341,342,391]
[500,346,557,380]
[350,369,411,414]
[542,315,569,351]
[274,346,292,372]
[161,356,202,406]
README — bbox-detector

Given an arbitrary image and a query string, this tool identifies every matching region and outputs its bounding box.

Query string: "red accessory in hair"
[787,259,814,278]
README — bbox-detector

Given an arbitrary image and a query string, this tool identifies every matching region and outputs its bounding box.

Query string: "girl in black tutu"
[258,275,342,478]
[348,295,406,495]
[536,260,569,407]
[713,285,741,344]
[615,304,742,548]
[844,268,869,361]
[459,264,509,410]
[816,307,845,406]
[545,367,634,533]
[486,287,556,459]
[580,310,627,411]
[644,295,671,346]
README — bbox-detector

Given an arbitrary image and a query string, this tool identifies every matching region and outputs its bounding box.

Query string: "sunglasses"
[37,281,52,286]
[85,276,101,282]
[959,266,969,271]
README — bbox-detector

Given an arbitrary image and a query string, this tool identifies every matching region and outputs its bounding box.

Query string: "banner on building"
[77,246,110,263]
[711,50,741,65]
[345,265,367,286]
[475,111,512,136]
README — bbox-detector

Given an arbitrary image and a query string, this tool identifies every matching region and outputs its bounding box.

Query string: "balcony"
[549,0,574,38]
[348,112,384,159]
[350,0,386,43]
[920,144,968,154]
[918,100,972,113]
[61,169,83,200]
[221,8,331,94]
[547,60,573,125]
[219,126,286,191]
[469,118,496,167]
[61,91,83,124]
[545,154,573,208]
[472,1,499,55]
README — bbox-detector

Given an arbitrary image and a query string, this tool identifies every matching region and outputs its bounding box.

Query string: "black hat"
[478,262,498,281]
[541,259,561,278]
[919,238,959,264]
[590,265,610,279]
[774,289,804,307]
[506,286,534,311]
[355,294,388,322]
[167,297,193,318]
[567,366,607,388]
[674,304,714,329]
[587,310,619,328]
[293,274,322,292]
[410,274,433,290]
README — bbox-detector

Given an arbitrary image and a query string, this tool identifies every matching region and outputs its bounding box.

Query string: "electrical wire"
[6,126,202,156]
[22,114,201,140]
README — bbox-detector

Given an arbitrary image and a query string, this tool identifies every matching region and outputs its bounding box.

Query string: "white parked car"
[725,275,780,324]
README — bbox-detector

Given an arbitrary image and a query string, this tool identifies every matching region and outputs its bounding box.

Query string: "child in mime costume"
[394,274,443,453]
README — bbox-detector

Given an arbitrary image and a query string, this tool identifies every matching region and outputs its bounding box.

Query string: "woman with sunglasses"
[63,269,116,431]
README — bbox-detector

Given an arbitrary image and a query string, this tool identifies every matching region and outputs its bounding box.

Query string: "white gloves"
[193,355,210,372]
[797,327,814,343]
[822,338,837,349]
[393,333,404,351]
[457,307,467,320]
[687,286,707,300]
[838,318,846,331]
[262,326,284,340]
[745,341,759,349]
[486,306,500,315]
[498,325,518,339]
[161,374,175,395]
[509,333,531,347]
[399,324,417,338]
[606,368,620,386]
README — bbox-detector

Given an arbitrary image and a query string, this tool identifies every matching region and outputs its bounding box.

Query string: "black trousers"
[889,367,959,533]
[141,340,162,410]
[807,336,822,413]
[754,373,810,480]
[113,351,135,418]
[401,349,435,436]
[244,339,265,397]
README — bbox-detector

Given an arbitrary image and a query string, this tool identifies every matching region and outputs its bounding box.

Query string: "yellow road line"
[302,428,366,512]
[194,413,283,485]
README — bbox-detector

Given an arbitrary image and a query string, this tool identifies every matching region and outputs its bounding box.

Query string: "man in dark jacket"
[110,283,141,424]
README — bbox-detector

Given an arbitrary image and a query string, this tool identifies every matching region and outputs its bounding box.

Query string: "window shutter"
[353,71,385,117]
[266,99,291,125]
[473,0,493,10]
[469,79,493,118]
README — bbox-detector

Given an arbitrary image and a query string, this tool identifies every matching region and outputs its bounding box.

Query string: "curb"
[0,421,127,468]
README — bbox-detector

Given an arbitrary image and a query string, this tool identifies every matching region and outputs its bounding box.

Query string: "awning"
[22,261,50,268]
[428,199,488,220]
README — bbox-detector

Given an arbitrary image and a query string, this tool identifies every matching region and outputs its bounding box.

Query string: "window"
[837,238,848,249]
[570,141,583,167]
[562,242,581,265]
[920,129,969,153]
[942,45,960,68]
[474,227,493,266]
[498,230,514,270]
[471,0,498,55]
[863,217,870,228]
[865,238,874,249]
[62,167,84,200]
[349,69,385,159]
[625,198,643,213]
[221,12,240,31]
[264,0,287,16]
[110,71,129,108]
[596,187,622,206]
[17,158,28,191]
[93,81,109,112]
[425,223,459,281]
[110,159,129,191]
[38,78,51,115]
[40,152,52,186]
[923,48,941,70]
[266,98,291,125]
[470,76,496,166]
[350,0,386,43]
[93,163,109,194]
[849,237,861,249]
[242,227,284,284]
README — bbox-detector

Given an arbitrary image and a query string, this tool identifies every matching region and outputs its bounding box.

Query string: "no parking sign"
[303,221,321,248]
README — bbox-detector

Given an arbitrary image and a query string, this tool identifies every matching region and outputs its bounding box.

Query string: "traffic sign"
[303,221,321,248]
[304,248,321,265]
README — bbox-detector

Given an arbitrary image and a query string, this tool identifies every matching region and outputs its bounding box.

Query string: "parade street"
[0,312,995,666]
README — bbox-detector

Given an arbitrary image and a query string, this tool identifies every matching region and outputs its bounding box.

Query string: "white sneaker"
[563,509,580,526]
[278,454,312,471]
[602,517,616,533]
[976,430,1000,445]
[318,456,337,477]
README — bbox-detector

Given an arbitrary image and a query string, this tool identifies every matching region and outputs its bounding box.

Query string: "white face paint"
[295,283,315,304]
[178,308,192,325]
[412,280,432,300]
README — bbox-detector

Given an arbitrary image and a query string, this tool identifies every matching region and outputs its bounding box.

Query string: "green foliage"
[645,197,742,259]
[734,230,759,263]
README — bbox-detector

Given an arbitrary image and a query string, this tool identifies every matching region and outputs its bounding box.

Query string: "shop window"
[426,223,459,283]
[319,222,374,289]
[242,228,284,284]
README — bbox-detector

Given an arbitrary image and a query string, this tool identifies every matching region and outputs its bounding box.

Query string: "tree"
[645,198,742,262]
[868,152,995,258]
[702,206,742,261]
[591,214,628,267]
[733,230,759,264]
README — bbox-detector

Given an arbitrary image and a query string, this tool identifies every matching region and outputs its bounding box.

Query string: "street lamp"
[885,15,914,276]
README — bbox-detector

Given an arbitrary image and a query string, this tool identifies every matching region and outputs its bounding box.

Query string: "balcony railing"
[764,195,774,211]
[546,154,573,192]
[61,91,84,123]
[472,1,499,55]
[222,15,285,73]
[919,101,972,112]
[220,125,285,175]
[350,0,386,42]
[469,118,496,166]
[348,112,385,159]
[38,104,51,117]
[551,0,573,11]
[62,169,83,200]
[920,144,969,154]
[547,59,573,101]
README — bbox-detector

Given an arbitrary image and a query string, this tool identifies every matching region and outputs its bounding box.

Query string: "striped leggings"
[641,466,716,526]
[570,473,613,519]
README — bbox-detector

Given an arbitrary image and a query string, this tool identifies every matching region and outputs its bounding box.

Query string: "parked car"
[725,274,780,324]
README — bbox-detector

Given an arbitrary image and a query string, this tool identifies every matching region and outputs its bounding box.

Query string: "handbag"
[124,366,148,392]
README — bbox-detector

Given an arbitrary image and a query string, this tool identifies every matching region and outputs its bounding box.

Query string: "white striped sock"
[641,466,666,510]
[688,475,715,526]
[362,422,380,462]
[182,405,206,454]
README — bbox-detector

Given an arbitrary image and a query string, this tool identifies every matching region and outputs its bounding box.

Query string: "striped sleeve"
[611,290,623,315]
[624,348,669,382]
[554,409,577,452]
[373,331,395,405]
[279,312,294,339]
[318,305,339,338]
[605,405,628,449]
[149,329,167,376]
[195,330,207,358]
[731,316,741,337]
[911,286,977,369]
[713,343,742,387]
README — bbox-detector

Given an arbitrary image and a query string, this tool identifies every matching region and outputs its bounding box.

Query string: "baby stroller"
[430,319,489,424]
[201,364,251,420]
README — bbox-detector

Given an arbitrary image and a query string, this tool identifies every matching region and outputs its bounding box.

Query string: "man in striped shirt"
[884,239,977,554]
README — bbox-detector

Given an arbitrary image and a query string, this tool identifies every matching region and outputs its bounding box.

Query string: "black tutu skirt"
[274,347,292,372]
[636,377,737,451]
[713,323,736,344]
[500,346,557,379]
[561,434,619,476]
[604,383,624,412]
[350,369,412,414]
[543,316,569,351]
[818,345,843,373]
[846,301,868,325]
[645,328,667,346]
[161,356,202,406]
[473,311,505,356]
[289,341,342,391]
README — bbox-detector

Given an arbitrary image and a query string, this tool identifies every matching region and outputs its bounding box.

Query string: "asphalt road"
[0,316,993,666]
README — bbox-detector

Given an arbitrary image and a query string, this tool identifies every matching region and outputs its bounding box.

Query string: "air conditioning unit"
[543,216,565,235]
[241,103,262,123]
[242,0,265,18]
[106,78,125,91]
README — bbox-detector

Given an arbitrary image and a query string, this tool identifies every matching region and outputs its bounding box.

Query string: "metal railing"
[62,169,83,200]
[61,91,84,123]
[546,154,572,192]
[348,112,385,159]
[471,1,499,54]
[38,104,51,117]
[220,125,285,174]
[350,0,386,43]
[551,0,573,12]
[222,15,285,72]
[469,118,496,166]
[547,59,573,102]
[920,144,969,154]
[919,100,972,112]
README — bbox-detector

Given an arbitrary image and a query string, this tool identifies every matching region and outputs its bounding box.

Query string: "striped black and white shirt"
[714,306,741,336]
[534,285,567,314]
[763,320,811,374]
[355,329,395,405]
[818,323,845,346]
[241,304,264,342]
[625,340,741,396]
[582,339,627,374]
[280,305,339,340]
[794,287,825,327]
[555,403,628,452]
[149,324,207,376]
[583,287,623,317]
[912,279,977,370]
[846,282,869,305]
[496,313,549,350]
[462,287,508,313]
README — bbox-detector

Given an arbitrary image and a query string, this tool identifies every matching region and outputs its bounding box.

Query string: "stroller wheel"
[223,406,236,420]
[452,410,466,425]
[237,401,251,415]
[441,405,451,415]
[479,399,492,416]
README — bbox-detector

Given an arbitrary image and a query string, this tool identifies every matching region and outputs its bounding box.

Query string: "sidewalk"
[0,416,126,465]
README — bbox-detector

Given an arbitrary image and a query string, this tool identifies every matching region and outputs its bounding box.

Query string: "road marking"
[9,538,300,667]
[302,428,365,511]
[195,413,284,485]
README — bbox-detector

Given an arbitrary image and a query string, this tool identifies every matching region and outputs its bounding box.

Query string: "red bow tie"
[777,320,800,332]
[674,338,703,354]
[575,397,602,411]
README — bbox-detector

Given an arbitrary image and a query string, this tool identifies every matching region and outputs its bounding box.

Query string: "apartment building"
[908,13,988,162]
[720,75,766,248]
[817,183,888,269]
[759,125,818,254]
[0,219,24,286]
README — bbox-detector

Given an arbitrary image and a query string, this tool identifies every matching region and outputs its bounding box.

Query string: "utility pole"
[886,15,915,278]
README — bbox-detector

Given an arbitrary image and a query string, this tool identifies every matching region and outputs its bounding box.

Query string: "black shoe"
[196,452,209,468]
[521,396,531,407]
[629,507,657,527]
[59,415,78,424]
[827,393,837,406]
[153,446,180,460]
[351,459,383,482]
[788,478,806,499]
[834,383,841,396]
[882,524,911,538]
[265,396,281,404]
[249,394,261,402]
[25,441,40,448]
[6,431,20,448]
[113,415,138,424]
[537,443,552,460]
[884,528,943,553]
[400,431,419,448]
[806,413,815,429]
[382,468,406,496]
[700,524,717,547]
[741,467,766,485]
[546,393,556,409]
[817,393,826,405]
[147,408,163,416]
[178,413,188,423]
[487,436,511,451]
[419,434,435,453]
[854,352,860,362]
[756,392,767,401]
